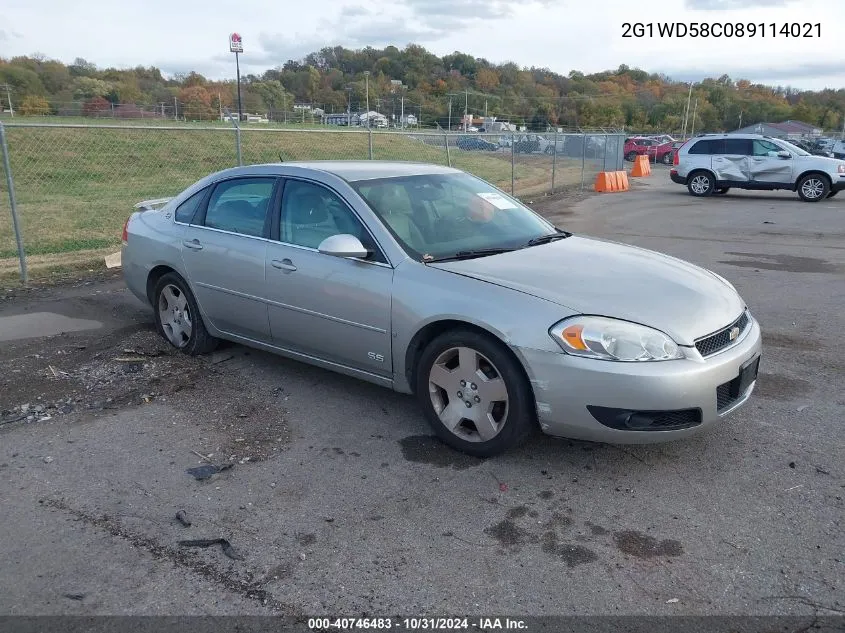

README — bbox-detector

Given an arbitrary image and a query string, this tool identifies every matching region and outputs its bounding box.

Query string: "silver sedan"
[122,161,762,456]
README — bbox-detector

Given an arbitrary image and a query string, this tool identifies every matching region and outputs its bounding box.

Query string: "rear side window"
[688,139,725,154]
[724,138,751,155]
[204,178,276,237]
[175,189,206,224]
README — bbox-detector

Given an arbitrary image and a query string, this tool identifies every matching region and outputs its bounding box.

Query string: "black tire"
[414,329,536,457]
[624,152,637,162]
[153,272,218,356]
[796,173,830,202]
[715,187,730,194]
[687,171,715,197]
[662,152,673,165]
[827,190,838,198]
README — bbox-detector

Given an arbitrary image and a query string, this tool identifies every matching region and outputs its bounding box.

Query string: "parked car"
[832,140,845,160]
[623,137,674,164]
[670,133,845,201]
[123,161,761,456]
[456,136,498,151]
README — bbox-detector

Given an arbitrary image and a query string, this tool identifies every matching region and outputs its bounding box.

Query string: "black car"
[456,136,498,151]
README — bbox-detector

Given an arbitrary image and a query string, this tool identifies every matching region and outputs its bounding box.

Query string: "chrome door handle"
[271,259,297,272]
[182,239,203,250]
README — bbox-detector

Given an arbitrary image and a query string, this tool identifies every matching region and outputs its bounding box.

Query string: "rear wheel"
[624,152,637,162]
[687,171,715,197]
[662,152,673,165]
[153,273,218,356]
[797,174,830,202]
[415,329,535,457]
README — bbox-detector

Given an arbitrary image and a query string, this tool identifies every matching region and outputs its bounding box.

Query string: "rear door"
[748,139,793,184]
[180,176,279,342]
[711,138,750,183]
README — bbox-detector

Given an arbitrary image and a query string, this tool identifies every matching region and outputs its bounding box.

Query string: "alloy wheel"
[427,346,509,442]
[690,175,711,194]
[801,178,825,200]
[158,284,193,348]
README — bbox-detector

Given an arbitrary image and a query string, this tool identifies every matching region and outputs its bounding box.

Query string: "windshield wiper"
[425,247,516,262]
[525,230,572,247]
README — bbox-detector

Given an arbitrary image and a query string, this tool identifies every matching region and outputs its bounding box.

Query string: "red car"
[623,137,674,164]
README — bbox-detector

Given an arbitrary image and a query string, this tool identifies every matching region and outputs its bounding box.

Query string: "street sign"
[229,33,243,53]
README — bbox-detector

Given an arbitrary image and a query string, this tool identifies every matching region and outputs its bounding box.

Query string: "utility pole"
[738,110,743,129]
[174,97,178,121]
[364,71,370,126]
[690,99,698,136]
[401,95,404,130]
[448,96,452,132]
[346,86,352,127]
[1,84,13,116]
[218,93,222,121]
[485,99,488,117]
[682,82,693,138]
[464,88,468,132]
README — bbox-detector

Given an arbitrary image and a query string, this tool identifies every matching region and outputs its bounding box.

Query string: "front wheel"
[687,171,715,197]
[415,329,535,457]
[797,174,830,202]
[153,273,218,356]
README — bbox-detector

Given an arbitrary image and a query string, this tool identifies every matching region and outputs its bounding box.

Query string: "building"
[732,119,823,140]
[324,112,358,126]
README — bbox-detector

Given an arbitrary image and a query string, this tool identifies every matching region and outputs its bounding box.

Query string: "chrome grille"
[695,311,750,357]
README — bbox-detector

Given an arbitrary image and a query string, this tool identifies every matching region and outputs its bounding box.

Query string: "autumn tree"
[19,95,51,115]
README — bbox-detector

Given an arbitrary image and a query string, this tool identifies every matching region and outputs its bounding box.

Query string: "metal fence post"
[602,134,608,173]
[511,133,516,195]
[444,133,451,167]
[579,133,587,191]
[0,122,27,284]
[368,128,374,160]
[551,132,558,194]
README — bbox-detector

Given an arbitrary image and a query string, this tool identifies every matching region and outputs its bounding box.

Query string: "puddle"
[0,312,103,342]
[756,373,813,401]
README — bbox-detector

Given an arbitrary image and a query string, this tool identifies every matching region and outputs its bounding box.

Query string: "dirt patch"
[506,505,530,519]
[718,253,842,274]
[755,373,813,401]
[398,435,484,470]
[585,521,609,536]
[613,530,683,558]
[538,490,554,500]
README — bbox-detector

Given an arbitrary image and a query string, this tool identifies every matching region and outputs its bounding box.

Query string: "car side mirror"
[777,151,791,159]
[317,234,369,259]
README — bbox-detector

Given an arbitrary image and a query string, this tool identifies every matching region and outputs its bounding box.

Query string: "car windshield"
[777,139,811,156]
[350,172,559,260]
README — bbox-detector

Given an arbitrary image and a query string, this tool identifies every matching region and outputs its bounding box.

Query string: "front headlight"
[837,164,845,174]
[549,316,684,362]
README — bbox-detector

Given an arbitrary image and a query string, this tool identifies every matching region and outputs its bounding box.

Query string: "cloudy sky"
[1,0,842,89]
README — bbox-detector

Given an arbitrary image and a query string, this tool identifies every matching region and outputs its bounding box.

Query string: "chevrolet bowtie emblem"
[729,326,740,341]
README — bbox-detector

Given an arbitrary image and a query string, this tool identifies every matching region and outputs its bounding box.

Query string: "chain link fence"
[0,122,624,282]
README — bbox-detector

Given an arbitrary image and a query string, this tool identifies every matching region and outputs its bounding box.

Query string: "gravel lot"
[1,169,843,621]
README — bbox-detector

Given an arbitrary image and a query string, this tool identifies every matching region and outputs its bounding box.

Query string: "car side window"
[724,138,751,155]
[280,180,385,263]
[689,139,723,154]
[175,189,206,224]
[752,140,782,156]
[204,178,275,238]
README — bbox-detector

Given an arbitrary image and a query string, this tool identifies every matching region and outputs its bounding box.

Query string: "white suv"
[670,133,845,202]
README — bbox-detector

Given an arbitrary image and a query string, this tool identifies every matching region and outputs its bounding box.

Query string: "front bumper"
[669,169,686,185]
[831,174,845,192]
[514,315,762,444]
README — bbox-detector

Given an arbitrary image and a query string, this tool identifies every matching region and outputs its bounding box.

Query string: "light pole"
[364,71,370,127]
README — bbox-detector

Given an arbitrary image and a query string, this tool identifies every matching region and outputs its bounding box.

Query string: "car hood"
[796,155,845,167]
[429,236,745,346]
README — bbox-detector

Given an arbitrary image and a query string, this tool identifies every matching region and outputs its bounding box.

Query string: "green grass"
[0,123,593,274]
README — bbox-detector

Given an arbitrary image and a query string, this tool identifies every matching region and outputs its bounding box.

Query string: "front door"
[748,138,794,184]
[180,176,278,342]
[264,178,394,377]
[711,137,751,183]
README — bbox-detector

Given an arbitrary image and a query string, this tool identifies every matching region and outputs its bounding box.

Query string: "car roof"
[216,160,462,182]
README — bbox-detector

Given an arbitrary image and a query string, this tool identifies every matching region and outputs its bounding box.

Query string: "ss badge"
[367,352,385,362]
